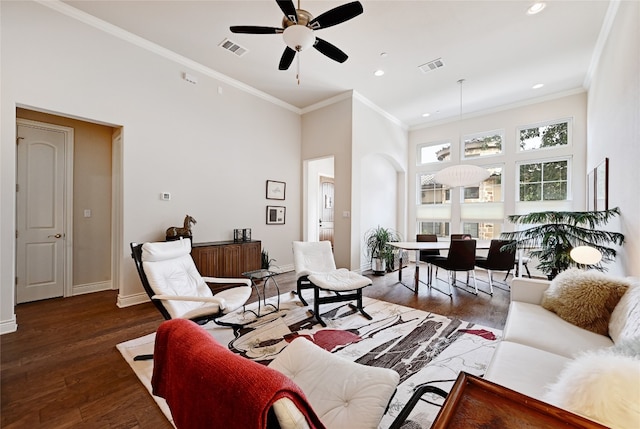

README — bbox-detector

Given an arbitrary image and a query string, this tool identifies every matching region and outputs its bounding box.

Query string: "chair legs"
[309,286,372,327]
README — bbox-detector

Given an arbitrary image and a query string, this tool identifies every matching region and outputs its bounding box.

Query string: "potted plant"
[500,208,624,279]
[261,249,276,270]
[364,226,401,275]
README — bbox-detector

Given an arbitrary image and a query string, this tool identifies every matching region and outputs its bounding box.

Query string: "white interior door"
[16,122,71,303]
[319,176,335,247]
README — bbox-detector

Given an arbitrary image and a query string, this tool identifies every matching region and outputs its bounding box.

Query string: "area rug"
[117,292,502,428]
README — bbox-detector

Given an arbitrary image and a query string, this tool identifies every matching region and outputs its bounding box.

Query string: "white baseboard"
[117,292,150,308]
[0,315,18,335]
[72,280,112,296]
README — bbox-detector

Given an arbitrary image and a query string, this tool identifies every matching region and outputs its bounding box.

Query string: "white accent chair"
[130,238,252,325]
[292,241,372,327]
[269,337,400,429]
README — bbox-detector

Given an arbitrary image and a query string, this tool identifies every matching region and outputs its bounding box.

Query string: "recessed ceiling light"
[532,83,544,89]
[380,52,388,58]
[374,70,385,77]
[422,113,431,117]
[527,2,546,15]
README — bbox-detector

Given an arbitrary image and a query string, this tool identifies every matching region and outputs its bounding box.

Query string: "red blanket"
[151,319,326,429]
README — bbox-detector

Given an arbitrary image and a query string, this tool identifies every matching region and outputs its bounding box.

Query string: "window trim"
[516,156,572,202]
[516,117,573,153]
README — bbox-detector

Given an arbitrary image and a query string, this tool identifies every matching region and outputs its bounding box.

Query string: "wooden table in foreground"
[388,240,492,293]
[431,372,607,429]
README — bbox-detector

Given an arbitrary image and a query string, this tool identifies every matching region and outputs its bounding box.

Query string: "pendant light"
[434,79,490,188]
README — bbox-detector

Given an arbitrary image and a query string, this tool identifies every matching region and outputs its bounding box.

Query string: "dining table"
[388,240,494,294]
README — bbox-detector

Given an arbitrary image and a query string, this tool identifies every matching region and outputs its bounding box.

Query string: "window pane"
[419,173,450,204]
[542,160,568,181]
[520,163,541,182]
[543,182,567,200]
[418,142,451,164]
[418,222,449,238]
[520,183,541,201]
[519,121,568,151]
[463,132,503,158]
[462,222,503,239]
[463,166,503,203]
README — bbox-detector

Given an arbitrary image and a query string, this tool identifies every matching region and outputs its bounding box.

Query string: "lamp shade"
[570,246,602,265]
[283,25,316,52]
[434,165,491,188]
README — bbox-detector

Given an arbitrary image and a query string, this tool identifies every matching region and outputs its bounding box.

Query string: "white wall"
[301,97,353,268]
[1,1,301,332]
[587,0,640,277]
[353,97,408,271]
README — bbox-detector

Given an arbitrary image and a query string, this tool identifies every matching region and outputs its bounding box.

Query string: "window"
[518,119,570,151]
[419,173,450,204]
[518,159,569,201]
[462,130,503,159]
[462,166,503,203]
[417,141,451,164]
[462,222,503,240]
[418,221,450,238]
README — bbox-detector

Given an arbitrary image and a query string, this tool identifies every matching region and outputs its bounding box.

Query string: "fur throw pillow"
[544,347,640,429]
[542,269,630,335]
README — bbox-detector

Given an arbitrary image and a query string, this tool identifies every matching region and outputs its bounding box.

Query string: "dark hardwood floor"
[1,265,511,428]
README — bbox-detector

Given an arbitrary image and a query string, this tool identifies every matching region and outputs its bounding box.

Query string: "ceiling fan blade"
[276,0,298,23]
[279,47,297,70]
[308,1,363,30]
[230,26,283,34]
[313,38,348,63]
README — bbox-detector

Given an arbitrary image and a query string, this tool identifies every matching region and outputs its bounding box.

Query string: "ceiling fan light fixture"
[283,24,316,52]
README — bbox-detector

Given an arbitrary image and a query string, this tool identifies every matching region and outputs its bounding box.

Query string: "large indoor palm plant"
[500,208,624,279]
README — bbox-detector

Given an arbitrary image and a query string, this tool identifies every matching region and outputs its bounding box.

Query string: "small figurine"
[166,215,196,240]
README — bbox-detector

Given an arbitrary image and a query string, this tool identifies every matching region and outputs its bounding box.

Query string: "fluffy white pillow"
[542,269,630,335]
[609,278,640,342]
[544,347,640,429]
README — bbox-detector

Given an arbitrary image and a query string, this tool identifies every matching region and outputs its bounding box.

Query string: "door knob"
[48,233,62,238]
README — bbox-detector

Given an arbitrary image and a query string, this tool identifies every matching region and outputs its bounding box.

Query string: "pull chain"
[296,51,301,85]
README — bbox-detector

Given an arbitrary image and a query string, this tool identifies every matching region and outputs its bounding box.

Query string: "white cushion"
[308,268,372,292]
[502,301,613,358]
[485,341,571,401]
[293,241,337,280]
[609,278,640,343]
[272,397,311,429]
[269,337,399,429]
[141,239,191,262]
[543,347,640,429]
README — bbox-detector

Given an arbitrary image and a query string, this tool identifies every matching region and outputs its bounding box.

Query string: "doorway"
[319,176,335,247]
[15,109,118,304]
[303,156,334,242]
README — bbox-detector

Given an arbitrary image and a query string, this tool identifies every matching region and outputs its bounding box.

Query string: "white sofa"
[485,274,640,428]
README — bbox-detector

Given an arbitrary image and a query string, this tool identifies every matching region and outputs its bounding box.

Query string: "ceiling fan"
[230,0,364,71]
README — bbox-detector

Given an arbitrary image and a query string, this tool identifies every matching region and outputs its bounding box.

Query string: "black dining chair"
[474,239,516,294]
[417,234,440,282]
[450,234,472,240]
[428,239,478,296]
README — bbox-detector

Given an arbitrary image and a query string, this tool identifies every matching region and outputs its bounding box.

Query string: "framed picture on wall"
[266,180,286,200]
[586,169,596,211]
[595,157,609,211]
[266,206,286,225]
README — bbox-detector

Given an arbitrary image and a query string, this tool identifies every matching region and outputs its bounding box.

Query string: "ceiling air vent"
[418,58,445,74]
[219,38,248,57]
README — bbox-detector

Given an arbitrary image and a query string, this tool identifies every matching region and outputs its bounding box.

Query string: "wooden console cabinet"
[191,241,261,289]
